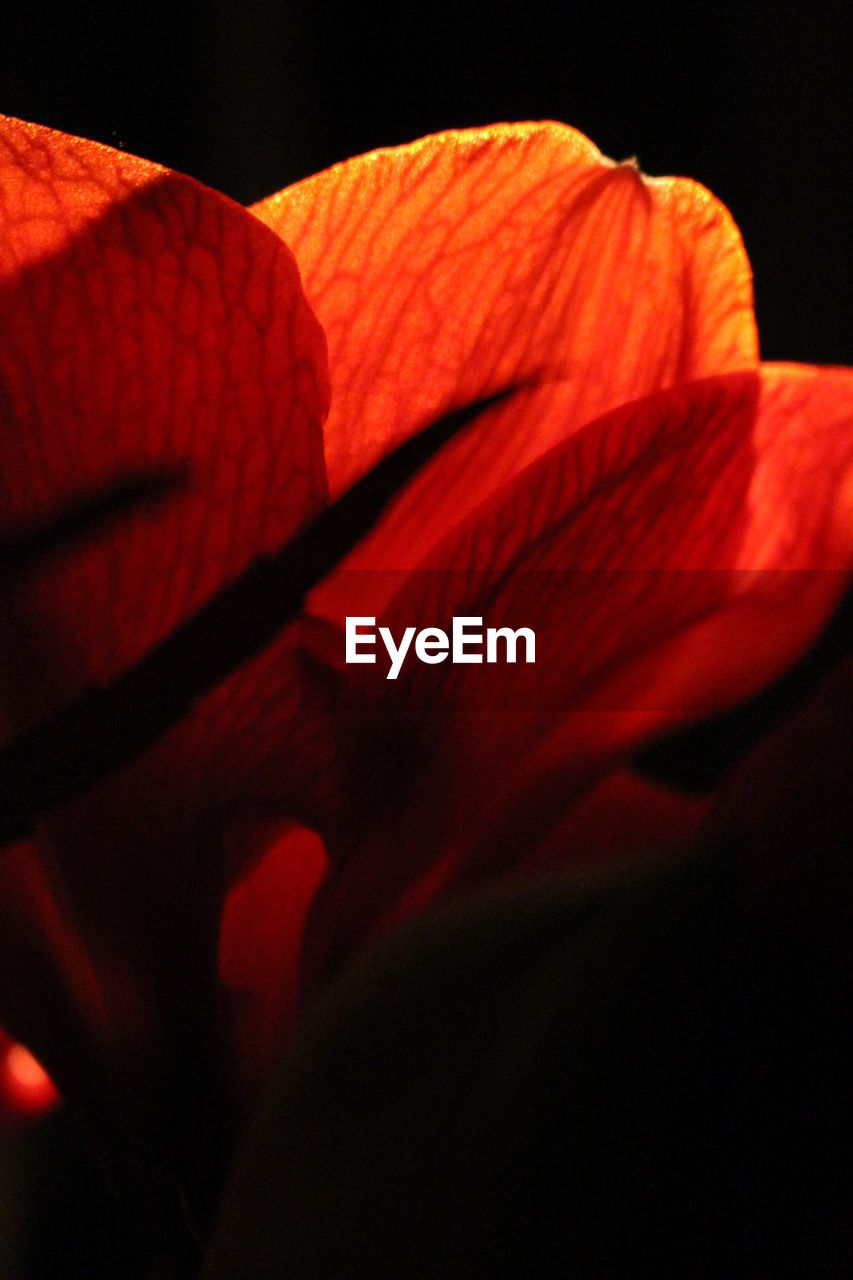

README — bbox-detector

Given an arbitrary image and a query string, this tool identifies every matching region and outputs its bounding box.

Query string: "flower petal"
[704,654,853,915]
[254,122,757,618]
[1,1027,59,1124]
[302,365,853,984]
[518,770,710,873]
[218,821,329,1090]
[209,852,800,1279]
[0,113,330,865]
[0,115,329,1173]
[216,771,704,1082]
[0,113,328,709]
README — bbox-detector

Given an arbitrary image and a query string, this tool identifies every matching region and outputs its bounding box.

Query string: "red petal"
[0,114,327,704]
[1,1027,59,1124]
[516,770,709,874]
[218,822,329,1090]
[705,655,853,914]
[0,118,328,1122]
[303,364,853,984]
[216,774,705,1081]
[254,122,757,619]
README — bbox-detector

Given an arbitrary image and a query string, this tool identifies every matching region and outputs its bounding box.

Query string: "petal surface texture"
[0,116,328,1144]
[253,122,757,617]
[0,114,328,709]
[303,365,853,984]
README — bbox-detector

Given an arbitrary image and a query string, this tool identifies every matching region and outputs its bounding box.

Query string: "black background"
[1,1,851,1274]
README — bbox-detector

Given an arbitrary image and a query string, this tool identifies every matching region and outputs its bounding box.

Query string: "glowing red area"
[1,1035,59,1115]
[219,825,329,1083]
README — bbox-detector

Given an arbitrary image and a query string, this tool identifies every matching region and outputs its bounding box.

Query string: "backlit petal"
[254,122,757,618]
[302,365,853,984]
[0,113,328,711]
[0,116,329,1160]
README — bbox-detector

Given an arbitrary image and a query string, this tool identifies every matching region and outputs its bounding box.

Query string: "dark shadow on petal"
[0,468,189,584]
[635,574,853,793]
[0,388,519,848]
[206,845,851,1277]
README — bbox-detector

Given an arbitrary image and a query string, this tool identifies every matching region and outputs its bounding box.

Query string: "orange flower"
[1,115,852,1239]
